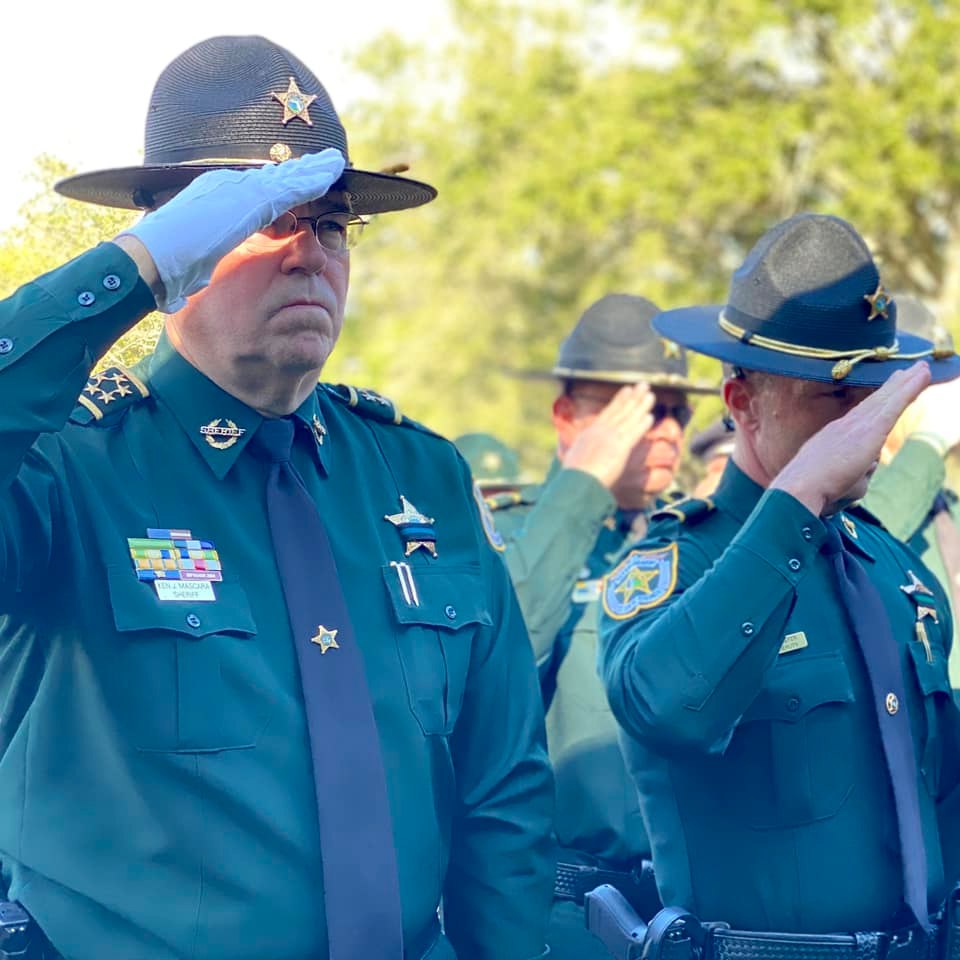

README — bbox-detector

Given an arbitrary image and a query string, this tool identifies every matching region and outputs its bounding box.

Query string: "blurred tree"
[337,0,960,473]
[0,155,158,371]
[2,1,957,481]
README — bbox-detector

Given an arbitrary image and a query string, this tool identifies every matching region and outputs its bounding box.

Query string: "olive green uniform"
[600,461,959,932]
[864,437,960,686]
[490,460,652,958]
[0,245,555,960]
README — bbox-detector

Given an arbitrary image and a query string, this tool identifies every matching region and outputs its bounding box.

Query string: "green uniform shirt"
[0,244,555,960]
[600,461,960,933]
[864,438,960,686]
[491,462,650,864]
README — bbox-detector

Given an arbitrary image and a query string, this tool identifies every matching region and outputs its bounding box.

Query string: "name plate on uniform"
[155,580,216,603]
[779,631,808,655]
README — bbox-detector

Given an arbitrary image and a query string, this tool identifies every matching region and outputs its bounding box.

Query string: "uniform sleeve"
[0,243,155,596]
[443,462,556,960]
[599,489,828,753]
[498,467,614,667]
[861,438,945,541]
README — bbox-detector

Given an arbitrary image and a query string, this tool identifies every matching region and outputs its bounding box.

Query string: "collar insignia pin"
[841,515,858,539]
[900,569,934,597]
[311,625,339,654]
[311,414,327,446]
[384,495,438,558]
[271,77,317,126]
[864,284,892,322]
[200,418,246,450]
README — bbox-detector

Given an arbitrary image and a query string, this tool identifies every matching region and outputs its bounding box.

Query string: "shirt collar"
[711,459,766,524]
[146,332,330,479]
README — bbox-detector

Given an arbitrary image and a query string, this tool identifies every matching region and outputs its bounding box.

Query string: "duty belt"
[555,859,662,918]
[585,885,960,960]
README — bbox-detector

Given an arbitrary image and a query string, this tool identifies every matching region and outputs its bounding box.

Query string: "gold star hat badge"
[272,77,317,126]
[602,544,678,620]
[384,496,438,558]
[311,625,339,654]
[863,283,892,322]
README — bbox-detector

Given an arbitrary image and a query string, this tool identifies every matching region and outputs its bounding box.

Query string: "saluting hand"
[771,361,932,517]
[561,384,656,490]
[116,149,346,313]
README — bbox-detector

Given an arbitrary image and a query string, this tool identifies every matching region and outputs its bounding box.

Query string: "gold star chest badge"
[271,77,317,126]
[311,625,339,654]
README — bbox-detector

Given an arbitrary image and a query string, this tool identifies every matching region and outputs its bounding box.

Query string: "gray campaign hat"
[453,433,521,486]
[520,294,717,394]
[55,35,436,215]
[654,213,960,386]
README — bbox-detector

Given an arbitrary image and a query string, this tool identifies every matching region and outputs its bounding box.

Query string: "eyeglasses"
[260,211,367,251]
[652,402,692,428]
[569,390,692,428]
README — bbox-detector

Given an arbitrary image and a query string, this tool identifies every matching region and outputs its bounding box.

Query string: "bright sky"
[0,0,451,229]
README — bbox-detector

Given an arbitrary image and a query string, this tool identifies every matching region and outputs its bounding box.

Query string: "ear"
[723,377,757,434]
[552,394,579,449]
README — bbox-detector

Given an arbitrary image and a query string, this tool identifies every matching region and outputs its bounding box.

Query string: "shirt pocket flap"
[907,638,952,697]
[741,652,854,724]
[381,562,493,632]
[107,566,257,638]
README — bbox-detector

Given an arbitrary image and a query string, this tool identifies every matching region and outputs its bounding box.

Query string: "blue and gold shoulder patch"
[651,496,714,525]
[602,544,678,620]
[71,365,149,425]
[473,483,505,552]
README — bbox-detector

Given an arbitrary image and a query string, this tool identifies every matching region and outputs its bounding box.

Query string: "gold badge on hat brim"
[864,283,892,322]
[271,77,317,126]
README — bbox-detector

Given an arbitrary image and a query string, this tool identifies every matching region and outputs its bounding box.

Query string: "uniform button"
[444,605,457,621]
[741,621,755,636]
[77,290,96,306]
[102,274,122,291]
[788,558,802,572]
[185,613,201,629]
[786,695,801,712]
[886,692,899,715]
[801,526,813,541]
[0,338,13,355]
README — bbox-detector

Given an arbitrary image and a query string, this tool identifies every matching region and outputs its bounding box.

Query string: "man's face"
[739,373,876,498]
[169,196,351,389]
[566,382,690,505]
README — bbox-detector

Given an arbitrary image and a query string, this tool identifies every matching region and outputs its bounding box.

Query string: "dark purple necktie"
[251,417,404,959]
[822,523,930,930]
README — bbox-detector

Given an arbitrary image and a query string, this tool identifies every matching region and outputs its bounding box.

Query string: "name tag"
[572,579,602,604]
[155,580,216,603]
[779,631,808,655]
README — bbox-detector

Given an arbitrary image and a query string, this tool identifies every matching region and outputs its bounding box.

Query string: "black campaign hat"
[653,213,960,386]
[55,35,437,215]
[520,294,717,394]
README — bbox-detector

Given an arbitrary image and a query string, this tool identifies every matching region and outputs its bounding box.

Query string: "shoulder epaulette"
[70,365,150,426]
[325,383,402,425]
[322,383,450,443]
[651,495,715,525]
[483,488,528,511]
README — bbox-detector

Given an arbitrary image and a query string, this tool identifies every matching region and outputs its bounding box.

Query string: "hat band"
[717,311,952,380]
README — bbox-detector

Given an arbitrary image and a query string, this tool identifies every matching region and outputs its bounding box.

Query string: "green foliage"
[0,156,161,371]
[336,0,960,474]
[2,1,958,483]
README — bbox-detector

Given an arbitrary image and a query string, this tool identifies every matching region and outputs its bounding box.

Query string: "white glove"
[121,149,346,313]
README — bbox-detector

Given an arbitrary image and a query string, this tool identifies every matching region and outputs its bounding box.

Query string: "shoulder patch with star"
[602,543,678,620]
[70,365,150,426]
[473,483,506,552]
